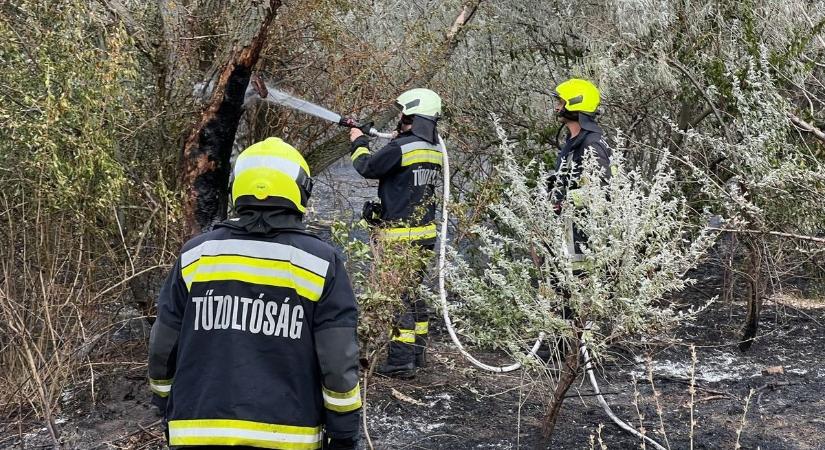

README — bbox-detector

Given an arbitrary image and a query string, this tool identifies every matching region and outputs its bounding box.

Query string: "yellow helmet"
[553,78,601,114]
[231,137,313,213]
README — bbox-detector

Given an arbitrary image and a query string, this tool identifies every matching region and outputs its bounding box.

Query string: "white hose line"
[436,135,544,373]
[369,129,395,139]
[579,333,668,450]
[436,135,666,446]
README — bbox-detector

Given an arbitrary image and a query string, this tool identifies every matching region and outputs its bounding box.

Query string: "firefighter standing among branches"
[348,88,444,378]
[149,138,361,450]
[550,78,613,271]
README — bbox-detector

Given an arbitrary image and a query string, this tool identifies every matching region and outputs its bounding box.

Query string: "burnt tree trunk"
[739,237,765,352]
[177,1,282,238]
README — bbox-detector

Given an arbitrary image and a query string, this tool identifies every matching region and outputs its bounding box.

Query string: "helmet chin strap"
[558,107,580,122]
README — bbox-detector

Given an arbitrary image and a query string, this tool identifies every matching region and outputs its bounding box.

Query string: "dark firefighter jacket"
[349,122,442,244]
[551,117,613,208]
[148,212,360,449]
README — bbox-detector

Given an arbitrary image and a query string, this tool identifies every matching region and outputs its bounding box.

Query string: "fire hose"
[437,135,665,448]
[253,81,665,446]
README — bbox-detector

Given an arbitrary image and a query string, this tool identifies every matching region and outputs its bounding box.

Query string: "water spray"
[250,75,658,445]
[249,76,394,139]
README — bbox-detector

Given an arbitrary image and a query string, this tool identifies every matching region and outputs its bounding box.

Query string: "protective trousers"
[385,242,434,367]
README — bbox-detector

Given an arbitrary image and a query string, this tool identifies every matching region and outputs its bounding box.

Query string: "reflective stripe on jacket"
[148,218,361,447]
[350,131,442,243]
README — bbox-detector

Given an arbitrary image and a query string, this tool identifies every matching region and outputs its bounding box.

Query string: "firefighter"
[348,88,443,378]
[550,78,613,270]
[148,137,361,450]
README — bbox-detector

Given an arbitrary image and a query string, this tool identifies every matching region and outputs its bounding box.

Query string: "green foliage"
[0,0,145,216]
[331,220,434,355]
[446,122,716,364]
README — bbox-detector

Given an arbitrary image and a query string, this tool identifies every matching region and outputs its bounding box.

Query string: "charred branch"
[179,0,282,238]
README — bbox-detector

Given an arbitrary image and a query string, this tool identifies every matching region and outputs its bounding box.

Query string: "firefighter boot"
[378,328,416,378]
[375,361,415,379]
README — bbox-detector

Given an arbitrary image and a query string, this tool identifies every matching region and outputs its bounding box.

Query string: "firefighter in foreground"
[148,137,361,449]
[348,88,443,378]
[550,78,613,270]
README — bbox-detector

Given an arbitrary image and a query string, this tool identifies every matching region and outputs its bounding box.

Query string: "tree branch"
[787,112,825,144]
[708,227,825,244]
[303,0,484,173]
[667,57,735,144]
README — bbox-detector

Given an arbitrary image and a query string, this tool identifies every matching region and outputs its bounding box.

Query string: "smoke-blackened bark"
[177,1,282,238]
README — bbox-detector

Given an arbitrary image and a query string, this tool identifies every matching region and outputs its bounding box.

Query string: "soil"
[5,161,824,449]
[5,262,825,450]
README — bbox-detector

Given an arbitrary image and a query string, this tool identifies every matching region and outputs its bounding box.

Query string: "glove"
[324,437,357,450]
[361,201,382,225]
[350,135,370,149]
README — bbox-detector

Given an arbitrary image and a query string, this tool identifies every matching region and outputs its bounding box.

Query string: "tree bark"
[302,0,484,173]
[739,237,765,352]
[542,330,582,440]
[178,1,282,238]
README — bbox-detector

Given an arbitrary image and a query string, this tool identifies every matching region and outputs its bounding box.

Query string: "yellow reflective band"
[149,378,173,397]
[380,223,437,241]
[180,240,330,299]
[322,383,362,413]
[168,419,322,449]
[351,147,370,161]
[185,254,325,298]
[414,322,428,335]
[181,239,329,277]
[401,149,443,167]
[570,189,586,207]
[392,329,416,343]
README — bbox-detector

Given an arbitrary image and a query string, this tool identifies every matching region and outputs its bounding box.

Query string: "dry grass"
[0,189,176,446]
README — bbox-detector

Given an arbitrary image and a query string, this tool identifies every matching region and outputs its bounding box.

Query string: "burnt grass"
[5,263,825,450]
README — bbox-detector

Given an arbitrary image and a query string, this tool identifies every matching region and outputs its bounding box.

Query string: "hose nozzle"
[339,117,394,139]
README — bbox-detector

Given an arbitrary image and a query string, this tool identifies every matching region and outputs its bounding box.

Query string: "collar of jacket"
[218,207,306,235]
[555,129,594,171]
[409,115,438,144]
[578,113,603,133]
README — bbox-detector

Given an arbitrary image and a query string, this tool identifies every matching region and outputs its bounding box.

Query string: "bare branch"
[787,112,825,144]
[708,227,825,244]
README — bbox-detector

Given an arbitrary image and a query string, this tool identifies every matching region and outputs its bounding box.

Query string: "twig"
[113,205,135,276]
[787,112,825,144]
[137,420,163,439]
[361,348,383,450]
[734,389,755,449]
[92,264,167,301]
[180,33,230,40]
[707,227,825,244]
[646,356,671,450]
[688,345,697,450]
